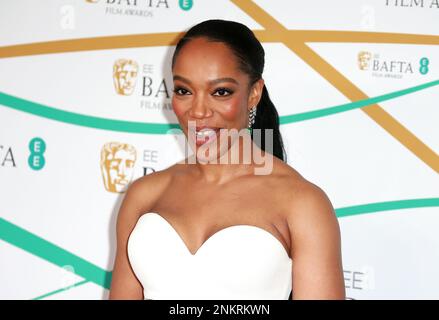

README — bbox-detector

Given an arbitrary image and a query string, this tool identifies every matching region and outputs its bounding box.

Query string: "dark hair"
[171,19,287,162]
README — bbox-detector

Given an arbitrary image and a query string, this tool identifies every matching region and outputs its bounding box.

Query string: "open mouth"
[195,127,221,146]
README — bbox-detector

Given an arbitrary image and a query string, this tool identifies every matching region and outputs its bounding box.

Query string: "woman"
[109,19,345,300]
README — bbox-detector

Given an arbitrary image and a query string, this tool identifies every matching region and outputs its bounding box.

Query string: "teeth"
[196,128,218,137]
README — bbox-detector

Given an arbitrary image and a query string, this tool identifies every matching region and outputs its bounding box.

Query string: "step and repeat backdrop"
[0,0,438,300]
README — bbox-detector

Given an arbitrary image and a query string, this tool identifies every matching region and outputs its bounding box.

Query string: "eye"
[173,86,191,95]
[213,87,233,97]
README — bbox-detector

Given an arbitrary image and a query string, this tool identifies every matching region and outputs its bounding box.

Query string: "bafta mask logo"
[100,142,137,193]
[113,59,139,96]
[85,0,100,3]
[358,51,372,70]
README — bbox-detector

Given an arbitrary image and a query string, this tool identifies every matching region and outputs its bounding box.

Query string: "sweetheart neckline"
[137,212,292,260]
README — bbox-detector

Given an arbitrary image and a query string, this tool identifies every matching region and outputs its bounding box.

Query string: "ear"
[247,78,265,111]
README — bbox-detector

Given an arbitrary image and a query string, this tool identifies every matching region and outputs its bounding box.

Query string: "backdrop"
[0,0,438,300]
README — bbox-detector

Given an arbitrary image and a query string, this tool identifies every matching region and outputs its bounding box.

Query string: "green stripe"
[0,79,438,133]
[279,79,439,124]
[0,218,112,290]
[335,198,439,218]
[32,280,89,300]
[0,92,181,134]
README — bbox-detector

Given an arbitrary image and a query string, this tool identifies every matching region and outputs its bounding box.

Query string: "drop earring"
[247,106,256,134]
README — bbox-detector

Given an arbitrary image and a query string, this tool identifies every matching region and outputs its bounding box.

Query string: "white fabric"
[127,212,293,300]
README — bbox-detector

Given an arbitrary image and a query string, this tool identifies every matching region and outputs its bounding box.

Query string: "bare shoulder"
[273,162,345,299]
[287,179,336,228]
[124,165,175,216]
[275,161,341,258]
[109,164,182,299]
[272,159,337,225]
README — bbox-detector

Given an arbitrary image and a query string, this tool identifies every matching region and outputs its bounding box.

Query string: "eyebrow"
[173,75,239,85]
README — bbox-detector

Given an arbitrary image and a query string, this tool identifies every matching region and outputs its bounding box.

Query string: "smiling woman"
[170,21,287,163]
[109,19,345,300]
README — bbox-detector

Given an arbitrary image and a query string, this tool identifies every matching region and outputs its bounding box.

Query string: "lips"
[196,128,219,138]
[194,127,220,146]
[195,125,220,131]
[196,127,220,134]
[195,125,221,136]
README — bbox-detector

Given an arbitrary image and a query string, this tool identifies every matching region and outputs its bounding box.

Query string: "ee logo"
[419,57,429,75]
[179,0,193,11]
[28,137,46,170]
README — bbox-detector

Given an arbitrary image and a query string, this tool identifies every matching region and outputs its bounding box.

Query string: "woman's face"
[172,37,263,162]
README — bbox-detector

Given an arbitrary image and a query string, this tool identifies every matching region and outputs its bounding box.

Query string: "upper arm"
[109,174,163,300]
[287,182,345,300]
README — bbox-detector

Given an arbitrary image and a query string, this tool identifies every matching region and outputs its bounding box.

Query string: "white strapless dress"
[127,212,293,300]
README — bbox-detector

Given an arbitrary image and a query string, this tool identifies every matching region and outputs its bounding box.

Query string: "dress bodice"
[127,212,293,299]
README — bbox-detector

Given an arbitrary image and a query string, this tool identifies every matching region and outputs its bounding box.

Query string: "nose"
[188,93,213,119]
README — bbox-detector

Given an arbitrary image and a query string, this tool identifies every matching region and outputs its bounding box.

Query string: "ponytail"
[251,84,287,162]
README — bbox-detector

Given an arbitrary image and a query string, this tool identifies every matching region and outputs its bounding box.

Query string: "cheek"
[172,96,186,118]
[218,97,246,121]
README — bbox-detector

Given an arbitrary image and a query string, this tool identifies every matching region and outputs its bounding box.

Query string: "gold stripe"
[233,0,439,173]
[0,32,182,58]
[254,30,439,44]
[1,31,438,59]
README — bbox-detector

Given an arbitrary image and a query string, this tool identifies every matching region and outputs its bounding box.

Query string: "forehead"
[173,37,245,82]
